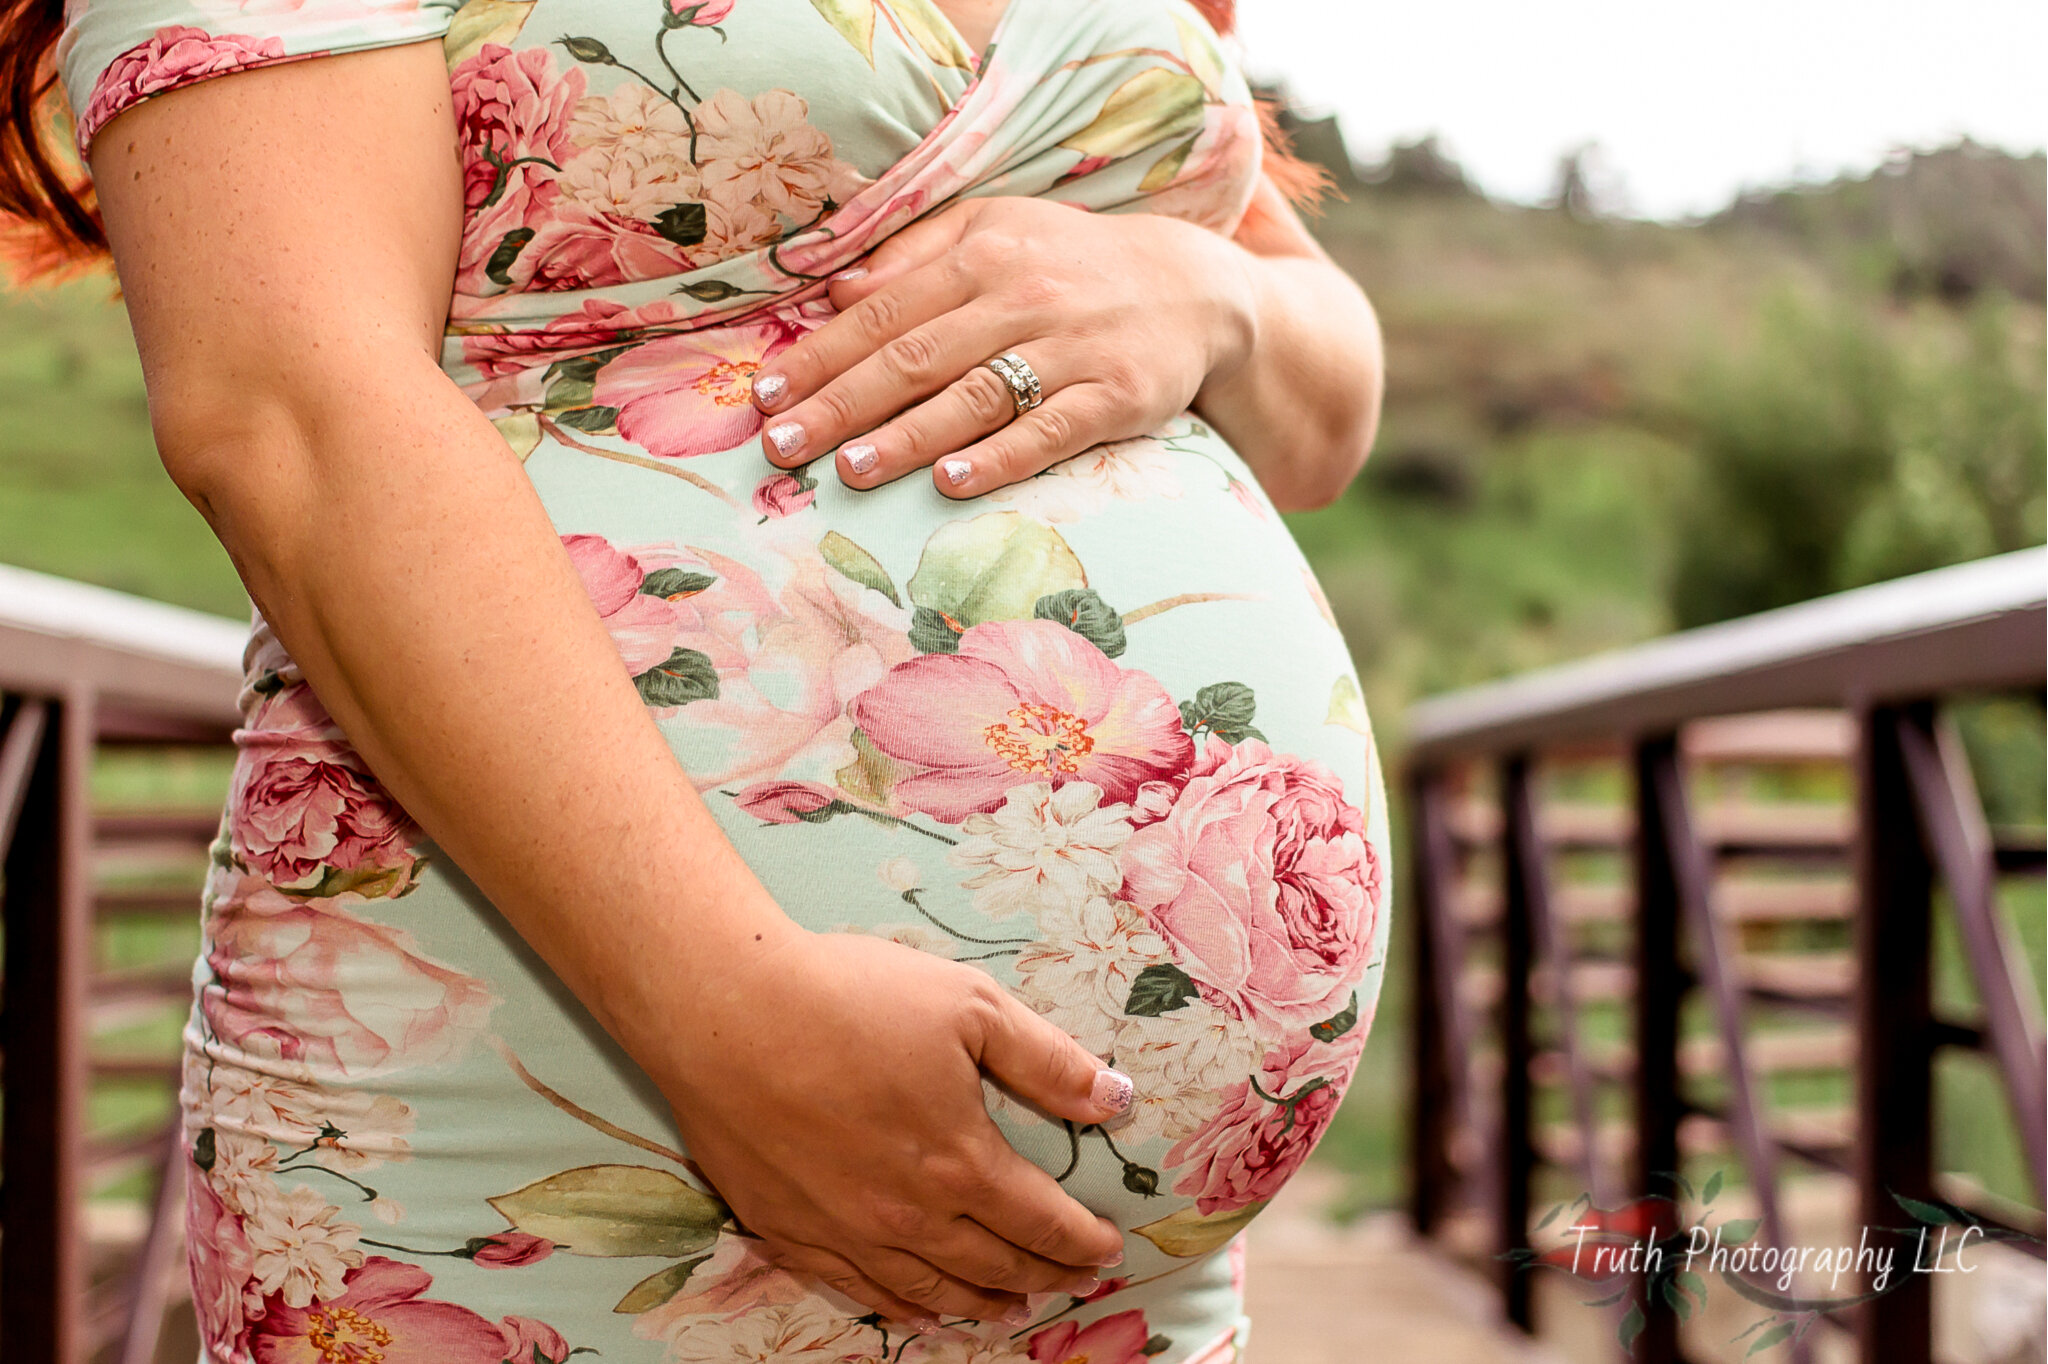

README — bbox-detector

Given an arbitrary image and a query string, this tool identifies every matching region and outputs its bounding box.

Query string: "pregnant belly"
[524,411,1393,1245]
[183,409,1387,1364]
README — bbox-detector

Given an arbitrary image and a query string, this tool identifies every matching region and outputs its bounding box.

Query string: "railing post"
[1631,734,1684,1364]
[1854,703,1935,1364]
[1496,755,1537,1329]
[1408,765,1455,1236]
[1,687,94,1364]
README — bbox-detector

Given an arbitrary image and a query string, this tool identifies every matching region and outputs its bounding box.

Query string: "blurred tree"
[1670,290,2046,627]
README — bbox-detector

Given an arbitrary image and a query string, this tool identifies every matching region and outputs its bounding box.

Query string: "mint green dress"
[61,2,1391,1360]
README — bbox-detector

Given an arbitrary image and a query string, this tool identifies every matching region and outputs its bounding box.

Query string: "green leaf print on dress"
[491,1164,730,1259]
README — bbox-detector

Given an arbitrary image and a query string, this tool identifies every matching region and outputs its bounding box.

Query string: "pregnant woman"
[5,0,1387,1357]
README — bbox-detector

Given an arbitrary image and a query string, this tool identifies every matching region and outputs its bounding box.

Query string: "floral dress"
[59,1,1392,1360]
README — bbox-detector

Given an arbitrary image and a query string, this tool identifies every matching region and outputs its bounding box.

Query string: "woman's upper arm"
[85,38,462,478]
[1229,170,1336,264]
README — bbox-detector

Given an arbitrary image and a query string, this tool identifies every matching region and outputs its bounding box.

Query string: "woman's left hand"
[750,196,1258,496]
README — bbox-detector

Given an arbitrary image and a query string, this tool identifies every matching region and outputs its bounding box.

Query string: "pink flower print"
[77,26,292,153]
[593,319,803,458]
[511,202,697,292]
[1027,1309,1154,1364]
[630,1235,814,1344]
[675,547,912,787]
[229,722,420,890]
[467,1231,555,1268]
[245,1257,543,1364]
[500,1315,575,1363]
[753,469,817,519]
[187,1174,258,1353]
[449,44,583,212]
[1166,1036,1360,1215]
[560,533,702,675]
[669,0,734,21]
[732,779,838,823]
[460,300,631,379]
[1121,735,1379,1029]
[849,619,1193,824]
[202,873,495,1079]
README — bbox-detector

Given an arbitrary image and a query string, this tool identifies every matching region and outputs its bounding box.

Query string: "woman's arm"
[89,39,1126,1326]
[1194,173,1385,510]
[745,172,1383,512]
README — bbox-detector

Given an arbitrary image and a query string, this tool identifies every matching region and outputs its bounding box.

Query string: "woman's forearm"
[1189,184,1384,512]
[165,348,799,1068]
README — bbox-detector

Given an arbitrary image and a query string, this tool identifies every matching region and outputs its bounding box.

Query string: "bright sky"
[1234,0,2047,220]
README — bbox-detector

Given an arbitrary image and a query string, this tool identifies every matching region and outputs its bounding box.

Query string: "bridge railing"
[0,563,245,1363]
[1402,548,2046,1364]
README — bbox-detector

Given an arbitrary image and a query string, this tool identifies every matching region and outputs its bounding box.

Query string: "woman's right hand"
[657,927,1132,1328]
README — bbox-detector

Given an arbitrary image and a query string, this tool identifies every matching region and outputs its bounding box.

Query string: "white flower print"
[989,436,1184,523]
[664,1299,878,1363]
[564,83,701,217]
[1111,1001,1263,1143]
[208,1061,325,1147]
[207,1126,283,1218]
[904,1328,1030,1363]
[240,1183,365,1309]
[877,855,923,894]
[837,920,961,958]
[950,782,1133,919]
[302,1088,415,1173]
[695,88,865,222]
[1012,896,1169,1056]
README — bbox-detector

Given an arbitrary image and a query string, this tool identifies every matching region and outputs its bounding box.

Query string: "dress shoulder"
[58,0,455,156]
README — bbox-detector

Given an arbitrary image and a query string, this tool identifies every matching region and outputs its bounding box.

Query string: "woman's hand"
[751,195,1259,497]
[658,928,1132,1329]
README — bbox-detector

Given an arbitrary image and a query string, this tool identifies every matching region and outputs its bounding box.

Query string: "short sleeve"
[58,0,455,158]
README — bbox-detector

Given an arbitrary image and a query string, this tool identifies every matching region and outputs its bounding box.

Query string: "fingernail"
[843,442,877,474]
[906,1314,942,1336]
[1061,1275,1101,1297]
[831,266,868,281]
[753,372,787,405]
[1092,1068,1134,1114]
[942,458,972,486]
[1098,1246,1125,1268]
[766,422,805,458]
[1002,1303,1034,1326]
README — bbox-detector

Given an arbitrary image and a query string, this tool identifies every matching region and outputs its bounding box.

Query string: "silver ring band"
[983,350,1043,415]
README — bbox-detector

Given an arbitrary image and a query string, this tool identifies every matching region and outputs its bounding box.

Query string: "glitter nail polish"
[1003,1303,1034,1327]
[1061,1276,1101,1297]
[765,422,804,458]
[1091,1068,1134,1114]
[942,458,971,486]
[831,266,869,281]
[843,442,877,474]
[753,372,787,405]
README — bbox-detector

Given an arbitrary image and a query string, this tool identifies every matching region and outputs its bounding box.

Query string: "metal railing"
[1402,548,2047,1364]
[0,563,245,1363]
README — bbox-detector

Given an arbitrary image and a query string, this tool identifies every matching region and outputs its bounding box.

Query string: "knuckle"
[1026,401,1080,452]
[865,1195,930,1243]
[892,1267,950,1307]
[955,232,1011,272]
[1008,270,1064,312]
[958,367,1015,424]
[809,384,862,431]
[881,329,944,384]
[853,288,907,345]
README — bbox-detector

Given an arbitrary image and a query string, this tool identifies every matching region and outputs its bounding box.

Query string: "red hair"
[0,0,1330,283]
